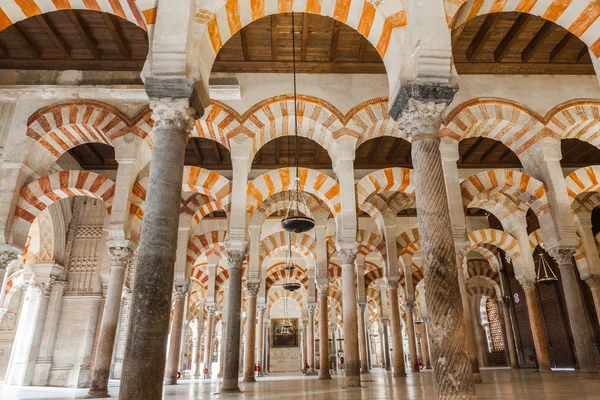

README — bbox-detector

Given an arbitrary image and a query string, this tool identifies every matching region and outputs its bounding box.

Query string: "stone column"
[401,97,475,397]
[330,323,338,372]
[499,298,518,368]
[0,250,18,295]
[118,98,195,400]
[471,310,488,367]
[422,318,432,369]
[301,321,307,372]
[457,260,481,382]
[317,283,331,380]
[549,248,598,376]
[386,280,406,377]
[256,304,266,377]
[88,241,133,397]
[338,245,361,387]
[586,276,600,328]
[306,303,317,375]
[203,306,215,379]
[243,282,259,382]
[193,320,203,378]
[357,302,369,374]
[221,245,247,391]
[521,280,551,370]
[218,322,226,377]
[165,285,188,384]
[382,318,392,371]
[404,300,419,373]
[367,326,373,370]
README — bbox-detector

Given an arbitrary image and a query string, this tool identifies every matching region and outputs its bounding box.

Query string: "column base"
[472,373,482,383]
[220,378,240,392]
[242,376,256,383]
[164,378,177,385]
[318,372,331,380]
[306,369,318,376]
[360,368,370,374]
[344,376,361,388]
[578,371,599,380]
[85,389,110,398]
[393,371,407,377]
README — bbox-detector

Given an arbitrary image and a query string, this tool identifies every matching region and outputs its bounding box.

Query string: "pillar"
[499,298,518,368]
[218,321,226,377]
[586,276,600,328]
[422,317,432,369]
[317,283,331,380]
[521,281,551,370]
[386,280,406,377]
[330,323,338,372]
[221,246,247,391]
[306,303,317,375]
[457,260,482,382]
[404,300,419,373]
[256,304,266,377]
[165,285,188,384]
[194,319,203,377]
[357,302,369,374]
[301,321,307,373]
[118,98,195,400]
[366,325,372,370]
[88,242,133,397]
[471,308,488,367]
[404,96,475,397]
[549,248,598,376]
[382,318,392,371]
[338,245,361,387]
[203,306,215,379]
[243,283,259,382]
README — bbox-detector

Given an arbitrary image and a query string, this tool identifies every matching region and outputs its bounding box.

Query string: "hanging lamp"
[535,248,558,285]
[276,293,295,336]
[281,12,315,234]
[282,235,302,291]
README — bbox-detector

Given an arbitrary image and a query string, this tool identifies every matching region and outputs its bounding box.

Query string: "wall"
[269,299,302,373]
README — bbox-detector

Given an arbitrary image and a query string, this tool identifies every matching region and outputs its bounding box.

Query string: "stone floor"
[1,368,600,399]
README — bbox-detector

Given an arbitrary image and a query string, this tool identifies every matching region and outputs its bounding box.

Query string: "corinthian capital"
[336,241,358,266]
[225,240,248,269]
[107,239,134,267]
[399,99,446,141]
[246,282,260,296]
[0,250,18,270]
[547,246,575,267]
[316,282,329,297]
[173,284,189,300]
[150,98,195,132]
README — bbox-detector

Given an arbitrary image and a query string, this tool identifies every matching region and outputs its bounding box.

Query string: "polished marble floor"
[1,368,600,399]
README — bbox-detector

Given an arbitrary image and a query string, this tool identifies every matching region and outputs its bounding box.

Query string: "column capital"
[173,284,189,300]
[381,317,390,326]
[316,282,329,297]
[257,303,267,315]
[308,303,317,316]
[385,278,399,290]
[520,278,537,291]
[358,302,367,313]
[586,275,600,289]
[389,82,457,121]
[404,299,415,311]
[225,240,248,269]
[398,98,448,142]
[336,242,358,265]
[150,98,195,132]
[302,319,308,328]
[206,303,216,315]
[0,250,18,270]
[107,239,135,266]
[547,246,576,267]
[246,282,260,297]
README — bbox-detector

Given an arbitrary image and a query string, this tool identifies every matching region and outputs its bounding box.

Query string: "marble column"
[471,311,488,367]
[256,304,266,377]
[306,303,317,375]
[165,285,188,384]
[317,283,331,380]
[522,281,551,370]
[499,298,518,368]
[386,280,406,377]
[382,319,392,371]
[404,300,419,373]
[330,323,338,372]
[422,318,432,369]
[243,283,259,382]
[401,97,475,397]
[193,319,204,378]
[118,98,195,400]
[366,326,372,370]
[457,260,481,382]
[585,276,600,327]
[301,322,308,373]
[88,242,133,397]
[549,248,598,376]
[218,321,226,377]
[221,246,247,391]
[357,302,369,374]
[203,306,215,379]
[338,245,361,387]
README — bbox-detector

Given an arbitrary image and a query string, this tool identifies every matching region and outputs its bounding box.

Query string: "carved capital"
[336,242,358,266]
[150,98,195,132]
[358,302,367,313]
[0,250,18,270]
[257,303,267,315]
[520,278,536,291]
[173,284,189,300]
[386,278,399,290]
[404,299,415,312]
[206,304,216,315]
[307,303,317,316]
[246,282,260,297]
[455,247,468,267]
[547,246,575,267]
[381,317,390,326]
[316,282,329,297]
[399,99,447,141]
[225,240,248,269]
[586,275,600,290]
[107,240,134,268]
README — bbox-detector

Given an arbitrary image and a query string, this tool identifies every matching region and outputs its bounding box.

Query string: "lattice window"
[486,298,505,351]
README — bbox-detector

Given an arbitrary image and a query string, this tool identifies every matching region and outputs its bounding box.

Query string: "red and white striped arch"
[259,231,316,264]
[329,262,342,280]
[192,101,241,150]
[399,264,424,289]
[356,167,414,207]
[447,0,600,60]
[467,259,500,284]
[465,242,501,271]
[466,282,497,300]
[186,230,228,267]
[396,227,420,256]
[547,101,600,147]
[182,167,231,211]
[364,265,384,288]
[247,167,341,218]
[190,262,210,291]
[357,229,386,263]
[347,98,409,146]
[0,0,156,32]
[442,99,554,157]
[468,229,521,260]
[267,288,306,312]
[565,166,600,202]
[467,191,528,222]
[265,266,308,293]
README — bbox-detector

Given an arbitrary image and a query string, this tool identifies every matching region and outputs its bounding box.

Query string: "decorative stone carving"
[316,282,329,297]
[307,303,317,316]
[257,303,267,315]
[586,276,600,289]
[206,304,216,315]
[225,241,247,269]
[107,240,135,267]
[547,246,576,266]
[386,279,399,290]
[150,99,195,133]
[336,243,358,266]
[404,299,415,312]
[173,284,189,300]
[246,282,260,297]
[398,99,446,141]
[357,302,367,313]
[0,250,18,270]
[0,310,17,331]
[381,317,390,327]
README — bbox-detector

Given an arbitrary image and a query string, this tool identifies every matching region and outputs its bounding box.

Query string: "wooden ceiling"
[0,10,148,71]
[452,12,594,74]
[212,12,385,74]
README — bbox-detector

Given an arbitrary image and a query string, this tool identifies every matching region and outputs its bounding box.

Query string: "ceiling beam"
[313,143,320,164]
[102,14,131,59]
[240,28,250,61]
[494,14,530,62]
[191,140,203,164]
[14,25,40,58]
[573,143,599,161]
[460,137,484,163]
[211,141,222,163]
[561,140,584,160]
[577,46,589,62]
[550,32,573,62]
[329,20,340,62]
[368,138,386,163]
[386,140,402,162]
[301,14,309,62]
[357,37,367,61]
[271,15,278,61]
[466,14,498,61]
[522,21,553,62]
[0,40,7,58]
[38,14,70,58]
[451,23,466,48]
[479,140,501,162]
[65,10,100,59]
[275,139,280,164]
[498,148,513,162]
[402,145,412,163]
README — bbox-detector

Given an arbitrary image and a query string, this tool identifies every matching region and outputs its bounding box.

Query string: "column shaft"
[301,323,307,373]
[89,244,132,397]
[193,324,203,377]
[523,285,551,370]
[405,301,419,373]
[587,282,600,328]
[357,303,369,374]
[203,309,215,378]
[318,288,331,379]
[387,283,406,377]
[500,301,519,368]
[222,248,245,391]
[243,285,258,382]
[118,99,193,400]
[256,306,265,376]
[457,264,481,381]
[340,251,361,387]
[165,287,187,384]
[382,320,392,371]
[422,320,432,369]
